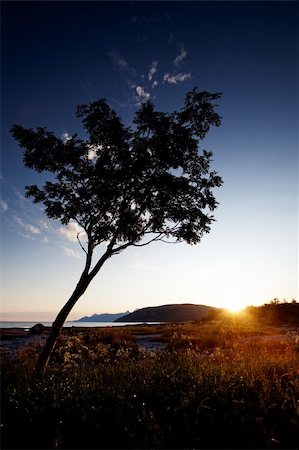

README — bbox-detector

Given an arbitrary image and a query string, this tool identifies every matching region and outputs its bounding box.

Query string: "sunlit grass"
[1,318,299,449]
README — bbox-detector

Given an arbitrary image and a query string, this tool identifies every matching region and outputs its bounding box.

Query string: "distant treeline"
[245,299,299,325]
[203,299,299,325]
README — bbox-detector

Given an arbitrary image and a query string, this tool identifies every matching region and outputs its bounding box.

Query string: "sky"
[1,1,298,321]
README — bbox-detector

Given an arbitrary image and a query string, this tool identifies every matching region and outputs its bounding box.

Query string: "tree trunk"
[34,235,117,378]
[34,276,90,378]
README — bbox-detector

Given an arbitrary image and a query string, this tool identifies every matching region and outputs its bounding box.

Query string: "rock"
[29,323,45,335]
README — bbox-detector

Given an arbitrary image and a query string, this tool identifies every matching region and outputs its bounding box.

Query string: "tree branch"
[132,234,162,247]
[87,224,122,281]
[77,232,88,255]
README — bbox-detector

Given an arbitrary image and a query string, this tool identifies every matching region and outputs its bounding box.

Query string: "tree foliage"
[11,89,222,251]
[10,88,223,374]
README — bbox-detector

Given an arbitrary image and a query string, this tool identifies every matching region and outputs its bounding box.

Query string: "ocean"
[0,321,159,329]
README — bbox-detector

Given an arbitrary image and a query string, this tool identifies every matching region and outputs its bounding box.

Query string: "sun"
[222,295,248,314]
[225,304,244,314]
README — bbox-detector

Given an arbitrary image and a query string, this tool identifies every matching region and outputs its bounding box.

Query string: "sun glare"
[221,295,248,314]
[225,304,244,314]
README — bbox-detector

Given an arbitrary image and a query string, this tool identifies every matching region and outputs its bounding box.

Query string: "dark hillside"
[75,312,129,322]
[115,303,218,322]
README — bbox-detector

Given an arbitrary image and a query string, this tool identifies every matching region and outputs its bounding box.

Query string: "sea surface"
[0,321,160,329]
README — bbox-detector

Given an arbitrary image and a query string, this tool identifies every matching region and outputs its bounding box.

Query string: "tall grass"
[1,322,299,449]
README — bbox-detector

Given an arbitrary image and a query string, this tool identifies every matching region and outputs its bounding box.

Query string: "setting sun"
[220,292,249,313]
[225,304,245,314]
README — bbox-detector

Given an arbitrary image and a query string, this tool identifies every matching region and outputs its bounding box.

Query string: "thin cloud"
[60,221,86,243]
[129,261,147,270]
[80,77,94,101]
[109,97,129,109]
[128,257,165,271]
[14,190,26,202]
[152,81,158,89]
[108,50,136,77]
[167,34,174,45]
[130,15,143,23]
[163,72,191,84]
[129,251,146,270]
[136,86,150,101]
[0,199,8,213]
[13,215,40,238]
[148,61,158,81]
[28,224,40,235]
[173,46,187,66]
[14,216,25,227]
[61,246,81,259]
[38,219,49,230]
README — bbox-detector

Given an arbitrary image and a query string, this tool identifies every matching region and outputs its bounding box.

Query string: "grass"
[1,319,299,449]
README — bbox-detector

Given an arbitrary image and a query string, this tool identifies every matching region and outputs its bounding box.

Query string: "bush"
[1,323,299,449]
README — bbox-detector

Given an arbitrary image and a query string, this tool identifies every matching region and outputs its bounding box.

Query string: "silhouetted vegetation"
[198,299,299,326]
[1,308,298,449]
[11,89,223,374]
[245,299,299,325]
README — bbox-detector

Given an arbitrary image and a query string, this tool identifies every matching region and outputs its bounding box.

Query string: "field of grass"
[1,318,299,449]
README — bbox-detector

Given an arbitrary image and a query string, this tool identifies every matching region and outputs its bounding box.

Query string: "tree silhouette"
[11,88,223,375]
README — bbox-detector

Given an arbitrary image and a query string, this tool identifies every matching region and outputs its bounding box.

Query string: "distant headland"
[75,303,220,323]
[74,311,130,322]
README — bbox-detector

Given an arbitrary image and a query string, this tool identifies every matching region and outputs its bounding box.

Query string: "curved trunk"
[35,276,90,377]
[34,233,121,377]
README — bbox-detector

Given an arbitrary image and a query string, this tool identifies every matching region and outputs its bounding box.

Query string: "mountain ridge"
[114,303,219,323]
[75,311,130,322]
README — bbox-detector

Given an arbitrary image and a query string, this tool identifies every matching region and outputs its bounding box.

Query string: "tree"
[11,88,223,375]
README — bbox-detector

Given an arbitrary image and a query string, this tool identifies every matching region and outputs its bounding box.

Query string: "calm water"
[0,321,160,329]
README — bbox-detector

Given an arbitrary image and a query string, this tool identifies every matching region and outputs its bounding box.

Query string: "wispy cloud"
[0,199,8,213]
[129,261,147,270]
[148,61,158,81]
[60,221,86,243]
[28,224,40,235]
[167,34,174,45]
[163,72,191,84]
[173,46,187,66]
[109,97,130,109]
[38,219,49,230]
[80,77,94,101]
[129,15,144,23]
[128,251,146,270]
[14,190,26,202]
[108,42,191,106]
[136,85,150,101]
[61,246,81,259]
[108,50,136,77]
[128,252,165,271]
[13,215,40,239]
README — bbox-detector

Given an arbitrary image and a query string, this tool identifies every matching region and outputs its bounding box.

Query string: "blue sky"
[1,1,298,321]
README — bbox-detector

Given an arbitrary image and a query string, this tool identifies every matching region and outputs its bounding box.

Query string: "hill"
[114,304,219,323]
[75,311,130,322]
